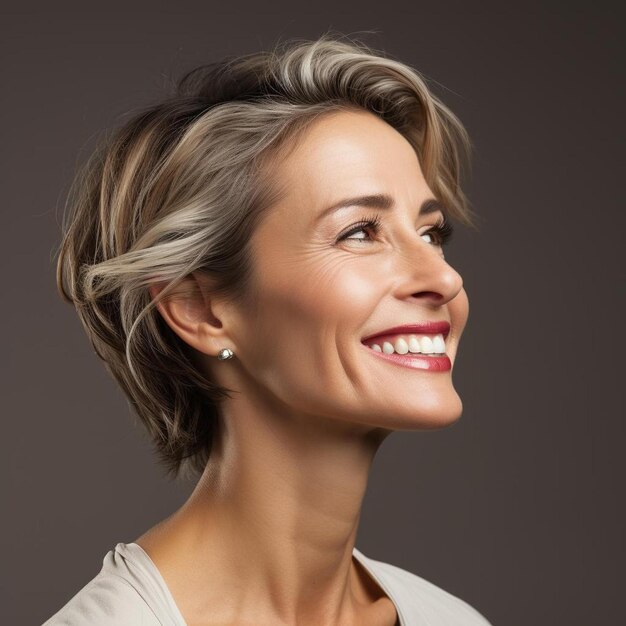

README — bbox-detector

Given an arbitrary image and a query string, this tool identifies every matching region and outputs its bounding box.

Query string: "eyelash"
[336,213,454,247]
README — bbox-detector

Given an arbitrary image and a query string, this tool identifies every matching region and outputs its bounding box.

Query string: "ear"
[148,272,234,358]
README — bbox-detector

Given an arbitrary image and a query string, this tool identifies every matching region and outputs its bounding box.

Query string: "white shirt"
[42,542,493,625]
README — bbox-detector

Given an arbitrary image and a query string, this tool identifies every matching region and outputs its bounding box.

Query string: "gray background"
[2,7,624,626]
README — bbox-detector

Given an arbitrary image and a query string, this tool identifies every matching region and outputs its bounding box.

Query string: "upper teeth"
[367,333,446,355]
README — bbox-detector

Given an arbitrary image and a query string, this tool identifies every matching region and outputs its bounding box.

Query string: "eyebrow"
[317,193,445,221]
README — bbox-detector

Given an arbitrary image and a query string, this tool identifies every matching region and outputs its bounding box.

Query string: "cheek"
[241,259,385,393]
[255,256,385,339]
[312,264,384,322]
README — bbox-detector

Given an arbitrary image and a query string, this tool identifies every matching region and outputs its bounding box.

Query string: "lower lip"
[361,344,452,371]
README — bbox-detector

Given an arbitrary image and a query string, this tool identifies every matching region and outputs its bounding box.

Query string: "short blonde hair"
[56,33,475,480]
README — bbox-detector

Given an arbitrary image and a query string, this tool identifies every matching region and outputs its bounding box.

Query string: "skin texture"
[137,109,469,626]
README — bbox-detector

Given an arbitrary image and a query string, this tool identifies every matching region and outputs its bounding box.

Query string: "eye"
[335,213,454,247]
[421,216,454,247]
[336,214,383,244]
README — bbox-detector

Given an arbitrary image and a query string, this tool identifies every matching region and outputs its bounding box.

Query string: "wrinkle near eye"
[303,253,357,287]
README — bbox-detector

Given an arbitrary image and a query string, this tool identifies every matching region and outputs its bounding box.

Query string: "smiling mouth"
[362,332,447,355]
[360,333,452,372]
[360,319,451,354]
[359,321,452,370]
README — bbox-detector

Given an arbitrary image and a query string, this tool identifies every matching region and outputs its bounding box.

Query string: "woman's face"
[224,109,469,432]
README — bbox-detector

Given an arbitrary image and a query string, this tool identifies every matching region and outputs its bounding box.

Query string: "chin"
[379,391,464,431]
[423,390,463,429]
[416,406,463,430]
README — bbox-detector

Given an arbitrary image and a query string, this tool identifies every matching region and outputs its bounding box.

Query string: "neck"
[137,383,392,624]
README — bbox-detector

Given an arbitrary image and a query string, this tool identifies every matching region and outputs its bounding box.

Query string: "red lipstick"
[362,347,452,371]
[360,320,452,372]
[361,321,450,343]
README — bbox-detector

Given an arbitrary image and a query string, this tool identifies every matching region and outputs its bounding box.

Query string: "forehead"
[272,109,426,214]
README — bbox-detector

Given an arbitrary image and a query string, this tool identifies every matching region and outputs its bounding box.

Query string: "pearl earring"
[217,348,234,360]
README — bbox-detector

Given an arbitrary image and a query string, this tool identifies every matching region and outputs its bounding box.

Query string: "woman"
[45,34,492,626]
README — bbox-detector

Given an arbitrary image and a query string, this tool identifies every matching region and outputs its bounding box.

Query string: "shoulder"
[41,550,162,625]
[355,549,493,626]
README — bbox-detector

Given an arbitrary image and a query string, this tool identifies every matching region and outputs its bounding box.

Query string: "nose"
[393,238,464,307]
